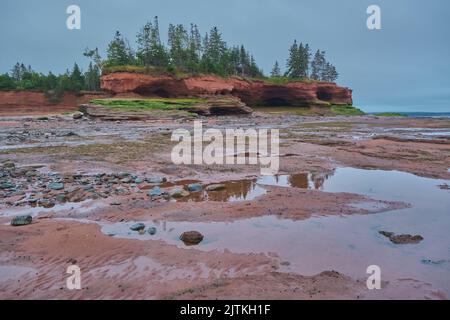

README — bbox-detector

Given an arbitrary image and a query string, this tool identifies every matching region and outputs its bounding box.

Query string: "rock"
[170,188,190,198]
[130,223,145,231]
[55,194,67,202]
[148,186,163,197]
[48,182,64,190]
[82,184,94,191]
[0,182,15,190]
[120,177,132,183]
[147,177,167,184]
[147,227,157,235]
[438,183,450,190]
[379,230,424,244]
[73,112,83,120]
[180,231,204,245]
[186,183,203,192]
[118,172,131,178]
[110,201,122,206]
[11,215,32,226]
[134,177,145,184]
[205,184,226,191]
[25,170,38,177]
[2,161,15,170]
[39,199,56,208]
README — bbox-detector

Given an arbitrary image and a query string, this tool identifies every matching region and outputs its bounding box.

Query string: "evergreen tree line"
[96,16,264,78]
[0,62,101,100]
[271,40,338,82]
[0,17,340,97]
[97,17,338,81]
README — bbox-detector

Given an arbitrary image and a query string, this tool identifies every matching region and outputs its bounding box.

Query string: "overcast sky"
[1,0,449,112]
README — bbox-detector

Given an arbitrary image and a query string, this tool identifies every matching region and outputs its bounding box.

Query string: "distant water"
[370,112,450,118]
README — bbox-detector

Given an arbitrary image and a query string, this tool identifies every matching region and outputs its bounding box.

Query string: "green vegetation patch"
[90,98,206,111]
[372,112,407,117]
[253,105,365,116]
[329,105,365,116]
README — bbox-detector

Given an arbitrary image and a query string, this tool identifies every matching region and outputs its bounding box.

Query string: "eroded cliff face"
[0,91,110,116]
[101,72,353,107]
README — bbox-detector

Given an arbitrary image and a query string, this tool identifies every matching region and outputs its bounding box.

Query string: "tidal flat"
[0,110,449,299]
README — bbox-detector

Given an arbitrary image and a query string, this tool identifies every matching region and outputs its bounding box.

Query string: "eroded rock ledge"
[80,96,252,120]
[101,72,353,107]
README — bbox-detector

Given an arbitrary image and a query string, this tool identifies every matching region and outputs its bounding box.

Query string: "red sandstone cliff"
[101,72,353,107]
[0,91,110,116]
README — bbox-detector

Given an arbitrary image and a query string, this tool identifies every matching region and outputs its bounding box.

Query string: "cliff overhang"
[100,72,353,108]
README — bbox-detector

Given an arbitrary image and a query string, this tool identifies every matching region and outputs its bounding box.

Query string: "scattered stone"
[134,177,145,184]
[73,112,83,120]
[170,188,190,198]
[147,177,167,184]
[25,170,38,177]
[280,261,291,266]
[147,227,157,235]
[2,161,15,170]
[120,177,132,183]
[205,184,226,191]
[148,186,163,197]
[110,201,122,206]
[118,172,130,178]
[0,182,15,190]
[379,231,424,244]
[180,231,204,245]
[130,223,145,231]
[186,183,203,192]
[438,183,450,190]
[39,199,56,208]
[48,182,64,190]
[11,215,32,226]
[55,194,67,202]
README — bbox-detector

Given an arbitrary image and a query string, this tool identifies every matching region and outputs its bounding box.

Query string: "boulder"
[379,231,424,244]
[180,231,204,245]
[11,215,32,226]
[130,223,146,231]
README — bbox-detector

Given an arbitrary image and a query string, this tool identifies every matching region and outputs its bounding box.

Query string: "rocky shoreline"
[0,110,449,300]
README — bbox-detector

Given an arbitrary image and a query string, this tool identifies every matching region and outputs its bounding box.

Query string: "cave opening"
[262,97,292,106]
[134,87,171,98]
[317,90,333,101]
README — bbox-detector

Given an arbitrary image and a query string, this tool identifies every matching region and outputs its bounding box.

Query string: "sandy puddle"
[102,168,450,295]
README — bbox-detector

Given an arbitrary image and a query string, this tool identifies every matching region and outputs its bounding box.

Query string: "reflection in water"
[179,180,267,202]
[177,171,336,202]
[103,168,450,295]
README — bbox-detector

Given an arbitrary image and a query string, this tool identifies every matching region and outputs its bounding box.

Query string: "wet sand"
[0,111,449,299]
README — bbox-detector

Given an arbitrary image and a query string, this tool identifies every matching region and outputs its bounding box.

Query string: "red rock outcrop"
[101,72,352,107]
[0,90,110,116]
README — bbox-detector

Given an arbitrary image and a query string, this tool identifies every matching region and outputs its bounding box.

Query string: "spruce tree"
[310,50,325,80]
[106,31,134,66]
[286,40,301,78]
[271,61,281,77]
[69,63,85,93]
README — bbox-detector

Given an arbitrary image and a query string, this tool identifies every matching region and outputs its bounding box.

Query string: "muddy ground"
[0,111,449,299]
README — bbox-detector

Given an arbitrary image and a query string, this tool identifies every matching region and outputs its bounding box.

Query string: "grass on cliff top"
[101,65,332,84]
[90,98,206,110]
